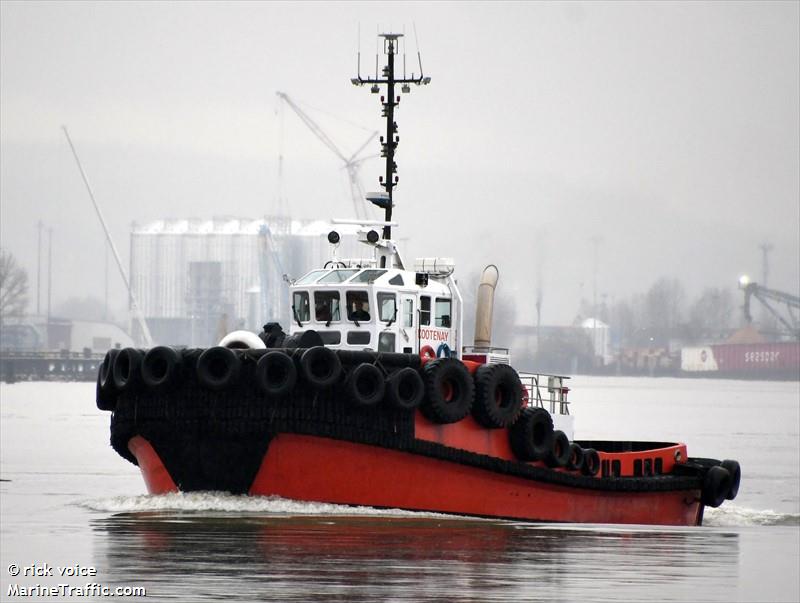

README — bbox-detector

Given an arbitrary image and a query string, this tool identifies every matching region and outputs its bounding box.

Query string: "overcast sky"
[1,1,798,327]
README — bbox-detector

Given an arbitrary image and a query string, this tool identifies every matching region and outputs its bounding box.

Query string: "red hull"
[128,434,703,526]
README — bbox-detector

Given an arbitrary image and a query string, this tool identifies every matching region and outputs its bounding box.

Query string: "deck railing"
[518,372,571,416]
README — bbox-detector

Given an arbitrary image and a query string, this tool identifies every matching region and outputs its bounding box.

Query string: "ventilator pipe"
[473,264,499,349]
[219,330,267,350]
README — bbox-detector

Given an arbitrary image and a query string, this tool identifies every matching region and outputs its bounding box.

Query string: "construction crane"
[738,276,800,339]
[276,92,377,221]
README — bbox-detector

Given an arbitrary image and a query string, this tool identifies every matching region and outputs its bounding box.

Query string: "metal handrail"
[518,371,571,416]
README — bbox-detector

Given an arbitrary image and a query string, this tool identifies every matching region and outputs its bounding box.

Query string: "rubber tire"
[472,363,524,428]
[545,429,571,468]
[256,351,297,397]
[345,363,385,407]
[509,407,554,462]
[96,349,119,411]
[112,348,143,392]
[566,443,584,471]
[721,459,741,500]
[196,346,241,391]
[299,346,342,389]
[141,346,181,390]
[420,358,474,424]
[702,465,732,508]
[385,367,425,410]
[581,448,601,476]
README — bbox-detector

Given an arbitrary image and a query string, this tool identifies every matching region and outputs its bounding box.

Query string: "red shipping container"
[709,342,800,378]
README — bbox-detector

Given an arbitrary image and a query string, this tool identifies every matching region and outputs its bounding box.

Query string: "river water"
[1,377,798,602]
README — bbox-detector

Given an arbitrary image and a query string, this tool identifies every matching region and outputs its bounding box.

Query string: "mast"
[352,33,431,240]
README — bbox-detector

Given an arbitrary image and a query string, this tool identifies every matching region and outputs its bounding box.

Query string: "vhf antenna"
[352,31,431,240]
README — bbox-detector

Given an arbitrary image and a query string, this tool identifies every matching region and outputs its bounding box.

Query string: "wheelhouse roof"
[292,267,451,294]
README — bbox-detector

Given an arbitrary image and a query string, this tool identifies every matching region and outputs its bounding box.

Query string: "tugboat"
[96,33,740,525]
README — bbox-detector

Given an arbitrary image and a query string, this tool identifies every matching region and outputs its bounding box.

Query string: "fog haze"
[1,1,798,327]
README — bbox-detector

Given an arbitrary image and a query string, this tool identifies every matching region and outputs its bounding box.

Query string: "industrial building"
[130,216,363,346]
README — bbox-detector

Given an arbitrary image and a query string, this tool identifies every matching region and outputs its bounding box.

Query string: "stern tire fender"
[566,443,585,471]
[581,448,601,476]
[545,429,571,468]
[509,407,554,462]
[701,465,732,508]
[720,459,741,501]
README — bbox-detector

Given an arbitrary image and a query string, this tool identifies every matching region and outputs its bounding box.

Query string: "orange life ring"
[420,345,436,361]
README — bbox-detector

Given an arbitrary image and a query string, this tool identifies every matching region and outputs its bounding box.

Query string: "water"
[1,378,798,602]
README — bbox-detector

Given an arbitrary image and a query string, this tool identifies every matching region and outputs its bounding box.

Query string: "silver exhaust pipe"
[474,264,499,349]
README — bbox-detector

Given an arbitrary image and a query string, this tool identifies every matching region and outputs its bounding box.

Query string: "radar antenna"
[352,32,431,240]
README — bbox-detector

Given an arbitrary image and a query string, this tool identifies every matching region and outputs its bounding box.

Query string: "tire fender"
[256,351,297,397]
[385,367,425,410]
[196,346,241,391]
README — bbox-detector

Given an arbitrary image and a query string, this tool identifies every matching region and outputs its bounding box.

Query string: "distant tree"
[0,248,29,324]
[643,277,685,330]
[688,287,735,335]
[609,299,637,347]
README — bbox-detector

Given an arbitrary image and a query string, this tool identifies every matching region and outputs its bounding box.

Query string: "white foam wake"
[80,493,798,527]
[704,504,800,527]
[80,492,452,519]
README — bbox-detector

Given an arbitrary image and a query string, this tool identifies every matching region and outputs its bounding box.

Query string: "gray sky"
[1,1,798,326]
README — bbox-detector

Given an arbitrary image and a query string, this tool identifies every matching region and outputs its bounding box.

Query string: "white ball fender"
[218,330,266,350]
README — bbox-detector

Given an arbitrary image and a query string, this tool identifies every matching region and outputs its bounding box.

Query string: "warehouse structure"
[129,217,363,346]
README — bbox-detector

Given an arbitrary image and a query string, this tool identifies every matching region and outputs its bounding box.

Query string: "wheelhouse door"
[399,294,416,354]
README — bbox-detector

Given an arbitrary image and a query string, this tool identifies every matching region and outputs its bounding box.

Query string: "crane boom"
[276,92,376,220]
[741,280,800,338]
[62,127,154,347]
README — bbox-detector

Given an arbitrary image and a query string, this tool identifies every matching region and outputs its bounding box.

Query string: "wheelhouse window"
[347,331,371,345]
[402,298,414,328]
[349,269,387,283]
[318,331,341,345]
[378,292,397,323]
[378,332,395,352]
[314,291,341,323]
[295,270,327,285]
[346,290,371,322]
[292,291,310,322]
[435,298,452,328]
[420,296,431,326]
[318,269,359,284]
